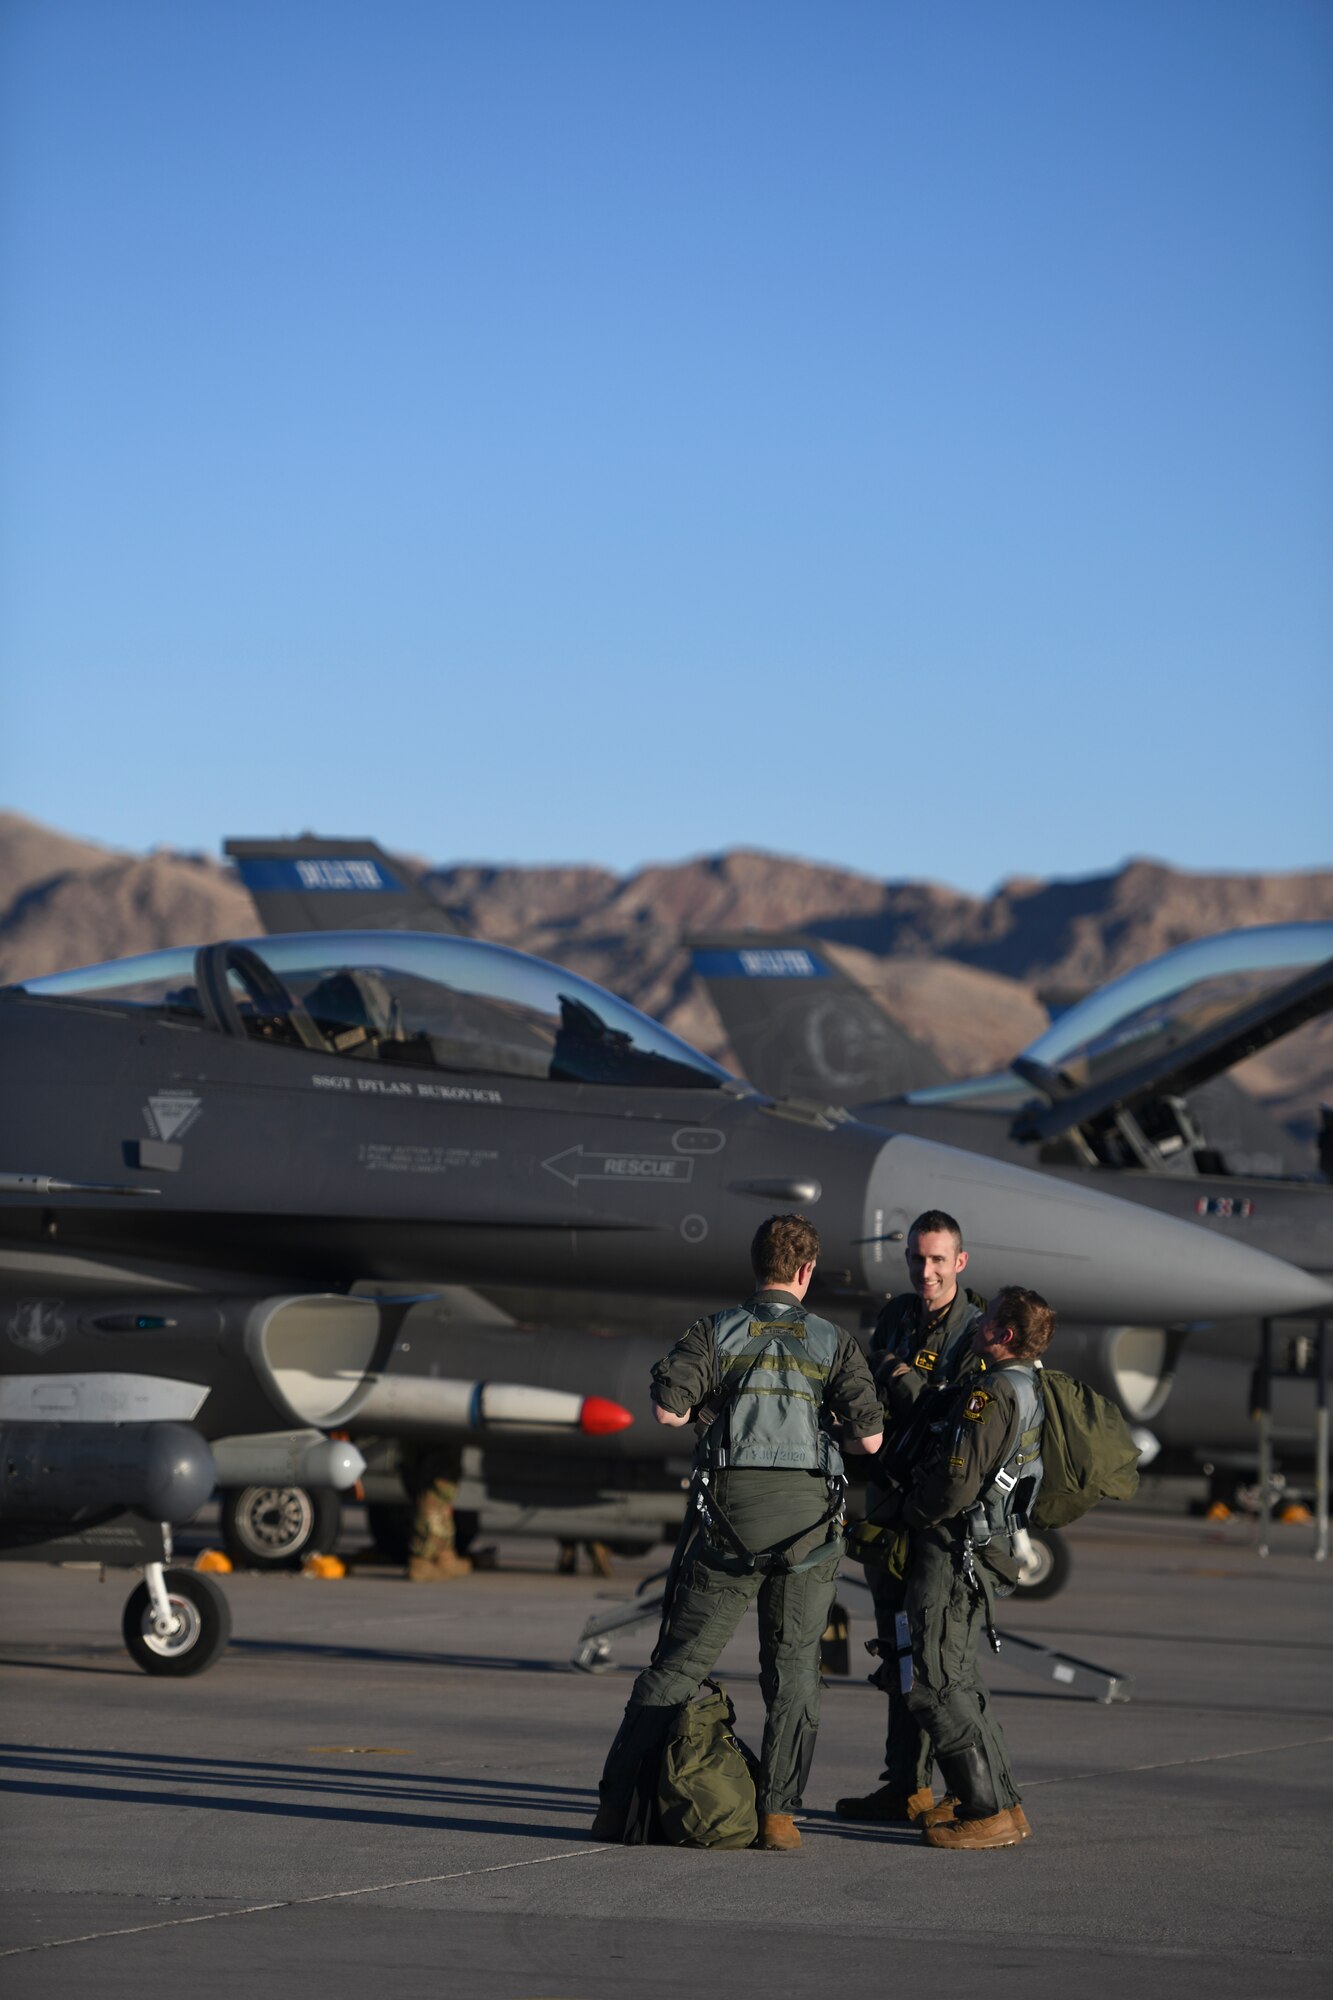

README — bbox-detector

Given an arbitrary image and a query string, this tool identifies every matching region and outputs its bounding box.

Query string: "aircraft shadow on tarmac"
[0,1641,573,1680]
[0,1745,936,1848]
[230,1636,572,1674]
[0,1651,148,1677]
[0,1639,574,1679]
[0,1742,601,1839]
[0,1641,576,1682]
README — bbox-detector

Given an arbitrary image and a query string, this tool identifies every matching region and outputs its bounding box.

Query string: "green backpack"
[626,1681,760,1849]
[1029,1369,1141,1529]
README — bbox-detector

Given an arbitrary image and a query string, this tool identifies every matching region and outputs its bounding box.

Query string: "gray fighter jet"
[6,833,1325,1667]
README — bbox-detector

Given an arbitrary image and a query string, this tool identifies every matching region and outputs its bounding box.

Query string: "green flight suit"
[897,1364,1040,1816]
[597,1289,880,1820]
[863,1287,984,1791]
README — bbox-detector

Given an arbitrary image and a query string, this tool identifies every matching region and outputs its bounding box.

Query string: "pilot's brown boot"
[588,1541,615,1578]
[923,1808,1022,1850]
[407,1549,473,1581]
[756,1813,802,1851]
[923,1797,1031,1838]
[835,1783,935,1823]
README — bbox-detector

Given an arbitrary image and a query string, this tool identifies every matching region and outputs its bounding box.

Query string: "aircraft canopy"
[18,931,738,1092]
[907,922,1333,1108]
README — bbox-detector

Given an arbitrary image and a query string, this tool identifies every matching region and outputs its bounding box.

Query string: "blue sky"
[2,0,1329,893]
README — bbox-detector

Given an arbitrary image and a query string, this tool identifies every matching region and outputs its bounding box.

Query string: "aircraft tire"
[220,1484,342,1570]
[122,1569,232,1676]
[1015,1526,1071,1599]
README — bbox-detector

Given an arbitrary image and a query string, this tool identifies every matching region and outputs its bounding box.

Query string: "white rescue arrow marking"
[541,1145,695,1188]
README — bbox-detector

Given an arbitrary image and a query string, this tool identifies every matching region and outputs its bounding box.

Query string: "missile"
[351,1369,633,1439]
[0,1293,632,1482]
[59,1292,634,1442]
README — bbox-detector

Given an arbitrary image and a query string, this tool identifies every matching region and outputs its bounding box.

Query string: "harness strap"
[694,1475,758,1571]
[651,1506,703,1661]
[962,1531,1002,1655]
[721,1336,833,1385]
[695,1469,847,1574]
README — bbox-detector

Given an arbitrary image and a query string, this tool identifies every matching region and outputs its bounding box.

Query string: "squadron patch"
[962,1389,994,1422]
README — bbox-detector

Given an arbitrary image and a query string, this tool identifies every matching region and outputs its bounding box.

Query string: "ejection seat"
[302,966,405,1057]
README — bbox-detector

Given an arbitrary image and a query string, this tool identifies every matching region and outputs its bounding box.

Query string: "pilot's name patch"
[311,1074,502,1105]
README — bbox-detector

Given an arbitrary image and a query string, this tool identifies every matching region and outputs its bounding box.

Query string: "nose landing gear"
[122,1561,232,1676]
[0,1513,236,1677]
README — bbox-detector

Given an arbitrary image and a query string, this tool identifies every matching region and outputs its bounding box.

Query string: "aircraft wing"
[688,932,947,1103]
[225,836,461,936]
[1013,953,1333,1150]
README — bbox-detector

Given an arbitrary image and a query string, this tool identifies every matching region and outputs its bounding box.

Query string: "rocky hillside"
[426,848,1333,1002]
[1,812,1329,1142]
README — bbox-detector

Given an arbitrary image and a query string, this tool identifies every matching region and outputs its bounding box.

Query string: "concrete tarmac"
[1,1510,1330,1999]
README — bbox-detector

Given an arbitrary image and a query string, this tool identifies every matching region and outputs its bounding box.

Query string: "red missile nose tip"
[579,1396,635,1436]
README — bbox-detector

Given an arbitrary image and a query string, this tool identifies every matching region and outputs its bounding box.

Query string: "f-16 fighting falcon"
[4,869,1327,1671]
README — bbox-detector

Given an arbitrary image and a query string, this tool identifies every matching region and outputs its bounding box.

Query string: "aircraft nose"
[860,1134,1333,1323]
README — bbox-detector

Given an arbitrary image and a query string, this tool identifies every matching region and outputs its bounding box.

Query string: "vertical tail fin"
[224,837,461,936]
[688,933,947,1104]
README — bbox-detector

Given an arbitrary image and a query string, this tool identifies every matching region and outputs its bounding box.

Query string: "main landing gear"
[219,1484,342,1570]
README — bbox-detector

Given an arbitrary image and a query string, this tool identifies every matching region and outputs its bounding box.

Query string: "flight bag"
[1029,1368,1141,1528]
[622,1680,761,1850]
